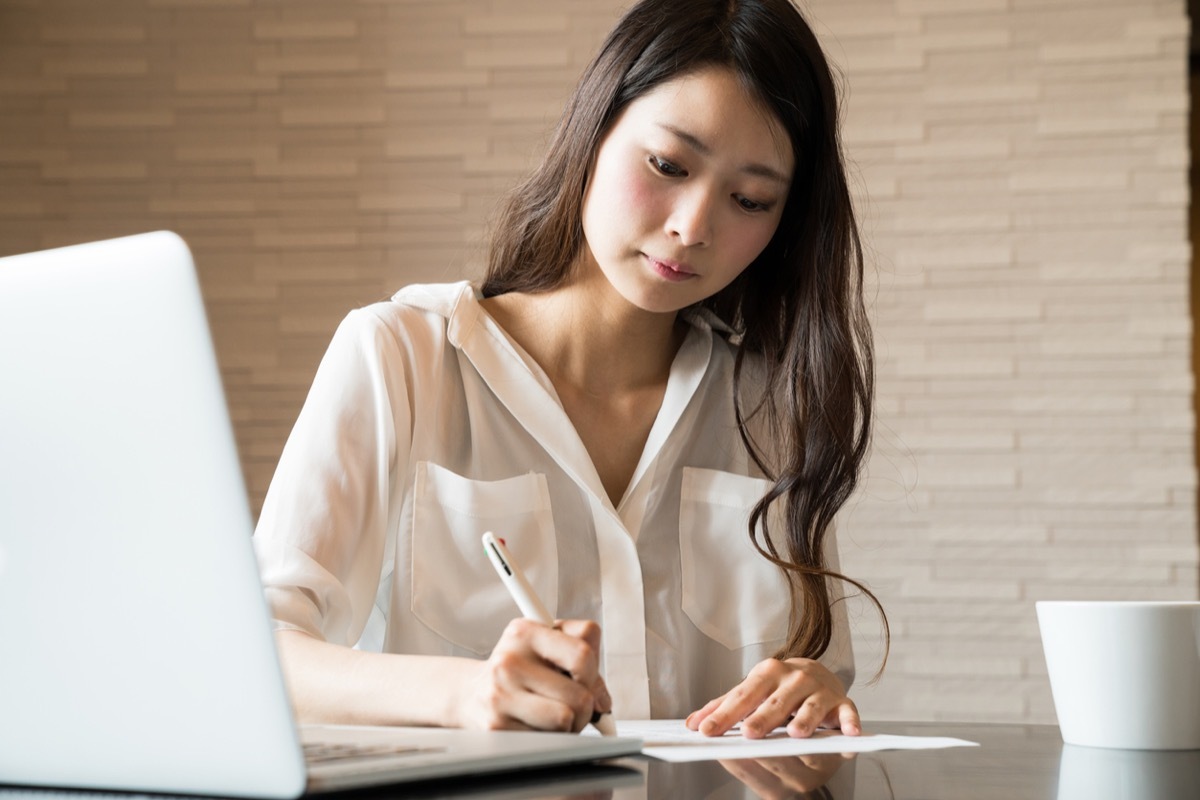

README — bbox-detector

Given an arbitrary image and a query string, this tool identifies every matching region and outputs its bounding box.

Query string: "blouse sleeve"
[252,308,413,647]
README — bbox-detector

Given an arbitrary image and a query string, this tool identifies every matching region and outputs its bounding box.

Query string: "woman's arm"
[275,630,474,727]
[275,619,612,732]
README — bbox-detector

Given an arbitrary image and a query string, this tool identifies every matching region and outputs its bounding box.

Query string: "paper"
[603,719,979,762]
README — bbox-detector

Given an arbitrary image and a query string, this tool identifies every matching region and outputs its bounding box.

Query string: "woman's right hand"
[454,618,612,732]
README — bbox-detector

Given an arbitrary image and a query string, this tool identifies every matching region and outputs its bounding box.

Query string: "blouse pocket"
[679,467,790,650]
[411,461,557,656]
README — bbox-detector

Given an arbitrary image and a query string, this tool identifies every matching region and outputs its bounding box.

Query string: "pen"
[482,530,618,737]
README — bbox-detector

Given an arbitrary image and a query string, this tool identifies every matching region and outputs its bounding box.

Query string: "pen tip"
[592,713,618,737]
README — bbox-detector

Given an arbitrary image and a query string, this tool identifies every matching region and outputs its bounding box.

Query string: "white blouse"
[253,281,854,720]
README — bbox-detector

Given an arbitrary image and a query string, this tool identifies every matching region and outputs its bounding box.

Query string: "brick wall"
[1,0,1195,723]
[822,0,1200,722]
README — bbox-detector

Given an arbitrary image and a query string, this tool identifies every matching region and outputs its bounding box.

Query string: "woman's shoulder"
[318,282,479,369]
[338,281,476,337]
[386,280,477,316]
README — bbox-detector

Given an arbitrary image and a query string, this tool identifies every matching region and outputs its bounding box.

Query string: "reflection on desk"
[352,761,645,799]
[1056,744,1200,800]
[852,722,1200,800]
[3,723,1199,799]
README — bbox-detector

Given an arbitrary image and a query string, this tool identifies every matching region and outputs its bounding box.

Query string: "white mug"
[1036,600,1200,750]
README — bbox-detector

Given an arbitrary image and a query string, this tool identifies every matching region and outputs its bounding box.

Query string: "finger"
[831,698,861,736]
[740,685,805,739]
[557,618,602,654]
[554,619,609,720]
[786,692,836,738]
[531,620,600,687]
[698,678,775,737]
[590,673,613,714]
[503,686,588,733]
[685,694,725,730]
[518,660,597,732]
[552,618,609,724]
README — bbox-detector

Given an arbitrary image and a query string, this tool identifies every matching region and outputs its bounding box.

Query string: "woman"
[254,0,886,740]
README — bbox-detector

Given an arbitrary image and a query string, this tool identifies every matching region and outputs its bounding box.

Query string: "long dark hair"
[482,0,887,673]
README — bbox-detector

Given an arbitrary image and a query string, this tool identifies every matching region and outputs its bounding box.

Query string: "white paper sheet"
[602,719,979,762]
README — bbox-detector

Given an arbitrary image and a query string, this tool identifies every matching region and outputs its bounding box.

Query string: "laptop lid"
[0,232,310,798]
[0,233,639,799]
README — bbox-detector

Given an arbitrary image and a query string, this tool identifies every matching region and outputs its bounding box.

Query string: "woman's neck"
[482,271,686,397]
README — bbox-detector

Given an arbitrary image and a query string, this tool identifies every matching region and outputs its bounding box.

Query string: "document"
[603,719,979,762]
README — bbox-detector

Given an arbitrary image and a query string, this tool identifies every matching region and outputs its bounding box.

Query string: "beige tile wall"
[1,0,1196,722]
[823,0,1200,722]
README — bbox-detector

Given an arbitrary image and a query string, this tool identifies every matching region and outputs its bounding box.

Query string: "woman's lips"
[646,255,697,282]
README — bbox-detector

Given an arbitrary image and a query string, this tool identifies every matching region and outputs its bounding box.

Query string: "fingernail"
[590,710,602,724]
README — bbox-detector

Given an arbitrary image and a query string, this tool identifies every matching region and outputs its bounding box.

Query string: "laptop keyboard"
[303,741,445,765]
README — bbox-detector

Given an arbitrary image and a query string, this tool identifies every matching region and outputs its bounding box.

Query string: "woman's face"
[579,66,793,315]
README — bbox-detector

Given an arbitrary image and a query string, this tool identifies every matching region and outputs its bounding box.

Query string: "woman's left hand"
[685,658,860,739]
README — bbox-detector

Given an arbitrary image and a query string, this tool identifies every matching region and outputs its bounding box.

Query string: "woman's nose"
[665,188,714,247]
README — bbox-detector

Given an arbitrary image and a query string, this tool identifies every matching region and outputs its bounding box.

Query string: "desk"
[4,723,1199,799]
[382,721,1200,799]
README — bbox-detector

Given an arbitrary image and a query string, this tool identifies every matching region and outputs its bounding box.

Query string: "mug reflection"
[1056,744,1200,800]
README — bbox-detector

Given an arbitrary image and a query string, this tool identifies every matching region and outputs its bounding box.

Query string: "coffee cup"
[1036,600,1200,750]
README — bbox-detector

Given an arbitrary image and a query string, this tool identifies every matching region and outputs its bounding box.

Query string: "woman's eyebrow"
[656,122,789,185]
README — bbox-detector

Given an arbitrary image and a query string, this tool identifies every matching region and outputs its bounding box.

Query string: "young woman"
[253,0,885,740]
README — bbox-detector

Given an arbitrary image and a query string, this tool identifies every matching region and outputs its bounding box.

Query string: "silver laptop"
[0,232,641,798]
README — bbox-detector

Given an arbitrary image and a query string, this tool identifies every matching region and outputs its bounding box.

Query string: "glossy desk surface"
[381,721,1200,800]
[3,722,1198,799]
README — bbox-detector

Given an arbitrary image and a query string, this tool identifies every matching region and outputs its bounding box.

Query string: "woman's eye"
[736,195,772,213]
[650,156,684,177]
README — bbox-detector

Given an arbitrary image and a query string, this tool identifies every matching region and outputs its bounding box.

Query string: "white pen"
[482,530,618,737]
